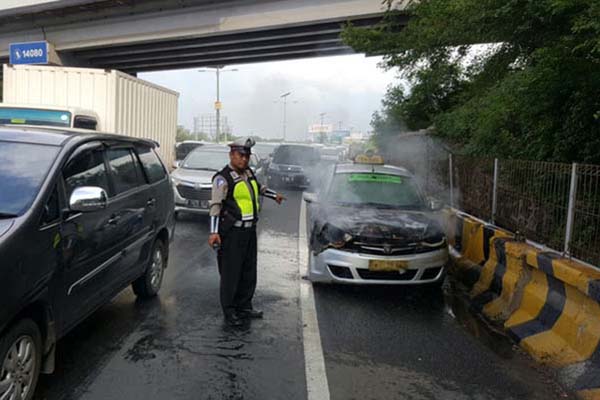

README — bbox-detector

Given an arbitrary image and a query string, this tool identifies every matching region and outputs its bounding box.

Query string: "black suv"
[266,144,321,189]
[0,126,175,400]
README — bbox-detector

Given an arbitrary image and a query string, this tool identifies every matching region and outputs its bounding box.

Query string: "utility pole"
[199,66,237,143]
[280,91,291,142]
[215,67,220,143]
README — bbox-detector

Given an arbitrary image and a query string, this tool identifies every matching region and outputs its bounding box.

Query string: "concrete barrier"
[445,212,512,286]
[445,210,600,399]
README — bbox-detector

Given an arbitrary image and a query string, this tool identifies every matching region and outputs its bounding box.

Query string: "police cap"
[228,137,255,155]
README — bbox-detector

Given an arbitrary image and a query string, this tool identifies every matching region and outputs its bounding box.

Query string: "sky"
[140,54,398,142]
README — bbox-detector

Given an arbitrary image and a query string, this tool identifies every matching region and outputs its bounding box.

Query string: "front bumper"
[174,185,210,214]
[309,247,448,285]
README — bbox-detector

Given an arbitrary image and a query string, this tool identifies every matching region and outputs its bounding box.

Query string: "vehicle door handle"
[146,198,157,208]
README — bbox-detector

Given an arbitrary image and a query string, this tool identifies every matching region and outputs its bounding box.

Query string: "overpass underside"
[67,16,386,74]
[0,0,408,76]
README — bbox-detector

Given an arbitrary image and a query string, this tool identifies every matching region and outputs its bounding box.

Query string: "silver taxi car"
[303,157,448,285]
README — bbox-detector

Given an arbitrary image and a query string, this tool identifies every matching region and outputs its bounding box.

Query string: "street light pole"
[280,91,291,142]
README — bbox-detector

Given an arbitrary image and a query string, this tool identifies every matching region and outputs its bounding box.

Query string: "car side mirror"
[172,160,180,169]
[428,197,444,211]
[69,186,108,212]
[303,192,318,204]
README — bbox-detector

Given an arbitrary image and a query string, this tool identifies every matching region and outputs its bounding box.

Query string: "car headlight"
[318,223,353,248]
[421,224,446,247]
[171,177,195,187]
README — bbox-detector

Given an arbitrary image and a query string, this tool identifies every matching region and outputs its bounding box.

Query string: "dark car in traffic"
[266,144,321,189]
[0,126,175,400]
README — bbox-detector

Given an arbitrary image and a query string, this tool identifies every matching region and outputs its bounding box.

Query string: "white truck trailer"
[2,64,179,166]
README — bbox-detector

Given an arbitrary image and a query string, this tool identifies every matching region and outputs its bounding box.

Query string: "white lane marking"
[299,198,331,400]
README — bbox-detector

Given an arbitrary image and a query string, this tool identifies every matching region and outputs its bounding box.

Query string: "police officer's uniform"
[209,138,278,324]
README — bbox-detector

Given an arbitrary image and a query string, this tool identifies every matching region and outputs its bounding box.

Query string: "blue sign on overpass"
[9,41,50,65]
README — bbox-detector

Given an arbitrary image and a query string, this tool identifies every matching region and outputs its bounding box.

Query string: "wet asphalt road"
[33,191,572,400]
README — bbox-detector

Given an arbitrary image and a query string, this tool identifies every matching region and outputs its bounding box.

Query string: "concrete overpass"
[0,0,409,74]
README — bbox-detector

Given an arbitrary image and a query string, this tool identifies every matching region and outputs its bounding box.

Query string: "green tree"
[343,0,600,163]
[176,125,194,142]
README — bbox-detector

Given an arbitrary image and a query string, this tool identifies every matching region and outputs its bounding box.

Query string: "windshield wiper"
[185,167,218,171]
[350,202,421,210]
[0,212,18,219]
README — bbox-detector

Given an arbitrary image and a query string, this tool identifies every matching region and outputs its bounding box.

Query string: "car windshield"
[175,142,203,160]
[0,107,72,127]
[272,146,318,166]
[327,172,425,209]
[182,150,230,171]
[0,141,60,216]
[253,144,278,159]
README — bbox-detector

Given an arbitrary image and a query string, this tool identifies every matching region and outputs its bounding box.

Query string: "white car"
[171,146,264,217]
[304,162,448,285]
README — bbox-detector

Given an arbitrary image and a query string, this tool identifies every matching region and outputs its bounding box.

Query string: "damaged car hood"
[309,205,446,255]
[318,206,433,239]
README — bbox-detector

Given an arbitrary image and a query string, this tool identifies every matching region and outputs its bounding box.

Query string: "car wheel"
[132,239,167,298]
[0,319,42,400]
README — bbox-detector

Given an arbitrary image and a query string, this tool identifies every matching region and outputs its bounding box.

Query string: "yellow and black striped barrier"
[445,210,600,399]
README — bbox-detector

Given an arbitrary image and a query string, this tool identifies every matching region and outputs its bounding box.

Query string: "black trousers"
[217,227,257,316]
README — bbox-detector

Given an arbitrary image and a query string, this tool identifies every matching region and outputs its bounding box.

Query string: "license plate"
[368,260,408,271]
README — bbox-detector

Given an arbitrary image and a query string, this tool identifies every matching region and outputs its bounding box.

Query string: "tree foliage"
[176,125,210,142]
[343,0,600,163]
[176,125,193,142]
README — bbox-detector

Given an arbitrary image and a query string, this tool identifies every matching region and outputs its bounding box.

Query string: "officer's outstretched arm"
[263,188,286,204]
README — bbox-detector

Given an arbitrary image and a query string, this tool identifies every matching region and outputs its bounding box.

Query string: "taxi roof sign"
[354,154,384,165]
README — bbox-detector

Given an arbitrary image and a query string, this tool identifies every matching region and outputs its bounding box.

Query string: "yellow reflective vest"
[216,165,260,222]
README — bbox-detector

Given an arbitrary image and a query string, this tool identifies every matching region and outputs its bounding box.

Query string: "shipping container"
[2,64,179,166]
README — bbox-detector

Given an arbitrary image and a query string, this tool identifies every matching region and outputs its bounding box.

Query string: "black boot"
[224,312,244,326]
[238,309,263,319]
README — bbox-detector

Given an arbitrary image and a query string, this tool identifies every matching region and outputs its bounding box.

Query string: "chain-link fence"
[571,164,600,266]
[494,160,571,251]
[453,156,494,220]
[383,133,600,267]
[452,157,600,267]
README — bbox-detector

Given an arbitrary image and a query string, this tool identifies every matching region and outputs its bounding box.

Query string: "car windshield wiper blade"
[359,202,421,209]
[332,201,364,207]
[185,167,218,171]
[0,212,18,219]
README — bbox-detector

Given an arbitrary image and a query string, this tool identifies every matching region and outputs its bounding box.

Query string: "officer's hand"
[208,233,221,248]
[275,193,286,205]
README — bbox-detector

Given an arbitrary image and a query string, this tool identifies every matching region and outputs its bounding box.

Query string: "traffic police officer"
[208,137,285,326]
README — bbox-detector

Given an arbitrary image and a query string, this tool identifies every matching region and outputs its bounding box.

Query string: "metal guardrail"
[446,156,600,267]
